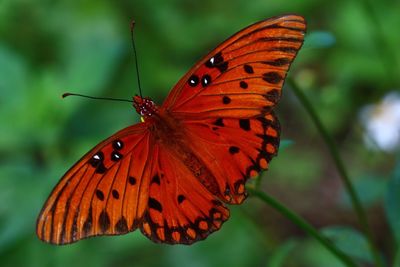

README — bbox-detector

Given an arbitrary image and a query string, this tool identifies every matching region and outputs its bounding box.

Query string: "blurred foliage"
[1,0,399,266]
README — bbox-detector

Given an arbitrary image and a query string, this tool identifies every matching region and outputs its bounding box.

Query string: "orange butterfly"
[37,14,306,245]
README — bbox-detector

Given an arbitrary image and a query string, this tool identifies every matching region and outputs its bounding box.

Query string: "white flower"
[360,91,400,152]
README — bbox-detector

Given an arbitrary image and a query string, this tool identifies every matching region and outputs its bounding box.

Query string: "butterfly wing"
[162,14,306,118]
[140,143,229,244]
[182,112,280,204]
[161,15,305,204]
[36,123,154,244]
[38,14,306,245]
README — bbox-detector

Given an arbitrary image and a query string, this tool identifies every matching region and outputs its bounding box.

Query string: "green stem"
[287,78,384,267]
[248,188,358,267]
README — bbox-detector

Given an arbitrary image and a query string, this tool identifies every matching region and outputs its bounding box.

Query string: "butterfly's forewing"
[36,123,154,244]
[140,144,229,244]
[162,14,306,118]
[160,15,305,204]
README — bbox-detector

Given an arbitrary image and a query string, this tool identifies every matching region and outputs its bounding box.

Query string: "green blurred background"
[1,0,400,266]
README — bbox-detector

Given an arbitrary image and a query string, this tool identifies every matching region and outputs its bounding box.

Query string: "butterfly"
[36,14,306,245]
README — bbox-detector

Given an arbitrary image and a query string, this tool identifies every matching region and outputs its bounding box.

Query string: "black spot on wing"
[214,118,224,127]
[263,72,282,84]
[96,190,104,201]
[151,175,160,185]
[239,119,251,131]
[115,217,128,233]
[243,64,254,74]
[222,96,231,104]
[148,197,163,212]
[177,195,185,204]
[128,176,137,185]
[239,81,248,89]
[83,207,93,235]
[229,146,240,154]
[188,75,199,87]
[112,189,119,199]
[98,210,110,233]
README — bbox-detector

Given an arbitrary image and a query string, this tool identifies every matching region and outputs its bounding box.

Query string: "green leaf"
[267,239,297,267]
[321,226,373,264]
[394,247,400,267]
[384,156,400,244]
[279,139,294,151]
[304,31,336,48]
[339,175,386,208]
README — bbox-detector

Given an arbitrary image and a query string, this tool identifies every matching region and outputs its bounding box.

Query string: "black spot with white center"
[263,72,283,84]
[148,197,163,212]
[239,119,251,131]
[229,146,240,154]
[205,56,216,68]
[111,151,122,162]
[188,75,199,87]
[112,189,119,199]
[112,139,124,150]
[201,74,211,87]
[96,189,105,201]
[239,81,248,89]
[222,96,231,104]
[89,151,104,167]
[205,52,228,73]
[177,195,185,204]
[244,64,254,74]
[128,176,137,185]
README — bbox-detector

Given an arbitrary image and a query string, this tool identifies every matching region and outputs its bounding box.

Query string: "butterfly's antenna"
[130,21,143,98]
[62,93,133,103]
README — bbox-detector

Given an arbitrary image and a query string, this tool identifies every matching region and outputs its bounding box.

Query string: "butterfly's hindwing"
[182,112,280,204]
[140,144,229,244]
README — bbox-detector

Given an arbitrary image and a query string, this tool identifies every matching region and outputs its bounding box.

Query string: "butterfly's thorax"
[149,109,221,197]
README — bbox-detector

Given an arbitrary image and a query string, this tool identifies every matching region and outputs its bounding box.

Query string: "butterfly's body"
[37,14,306,245]
[140,104,221,197]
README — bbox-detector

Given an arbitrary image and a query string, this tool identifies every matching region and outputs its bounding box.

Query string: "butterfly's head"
[133,95,158,119]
